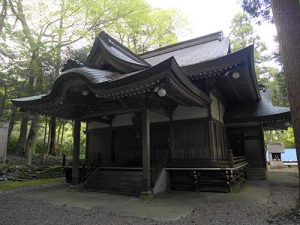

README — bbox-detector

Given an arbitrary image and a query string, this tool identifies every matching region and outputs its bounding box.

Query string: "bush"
[7,135,18,153]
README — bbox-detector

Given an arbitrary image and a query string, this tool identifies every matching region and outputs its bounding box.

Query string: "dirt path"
[0,169,298,225]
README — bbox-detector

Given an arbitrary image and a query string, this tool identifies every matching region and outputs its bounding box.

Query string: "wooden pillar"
[72,119,81,186]
[259,123,267,168]
[169,113,174,161]
[141,108,151,195]
[228,149,234,167]
[85,122,89,161]
[109,117,115,163]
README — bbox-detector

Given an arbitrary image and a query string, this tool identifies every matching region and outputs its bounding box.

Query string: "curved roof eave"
[183,45,260,101]
[224,89,290,124]
[86,31,151,73]
[12,57,211,108]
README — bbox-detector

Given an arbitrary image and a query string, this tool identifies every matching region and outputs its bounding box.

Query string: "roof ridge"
[140,31,224,59]
[98,32,150,66]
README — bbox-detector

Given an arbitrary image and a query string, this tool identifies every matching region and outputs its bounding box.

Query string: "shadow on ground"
[12,177,275,221]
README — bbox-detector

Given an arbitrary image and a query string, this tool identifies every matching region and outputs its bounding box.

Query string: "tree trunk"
[60,122,65,145]
[56,121,62,155]
[48,116,56,156]
[25,115,39,165]
[7,106,17,141]
[271,0,300,207]
[0,86,7,117]
[16,112,29,154]
[54,0,65,77]
[41,117,48,164]
[0,0,7,36]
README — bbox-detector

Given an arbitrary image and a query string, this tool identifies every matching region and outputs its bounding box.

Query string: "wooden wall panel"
[87,128,110,163]
[88,126,141,166]
[113,127,141,166]
[172,120,209,160]
[228,126,266,168]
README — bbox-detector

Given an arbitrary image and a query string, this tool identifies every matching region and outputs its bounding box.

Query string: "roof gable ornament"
[86,31,151,73]
[62,59,84,72]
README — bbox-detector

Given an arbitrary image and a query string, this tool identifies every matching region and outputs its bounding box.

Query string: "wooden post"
[208,120,216,160]
[229,149,234,168]
[259,123,267,167]
[169,113,174,161]
[141,108,152,196]
[109,117,114,163]
[72,119,81,186]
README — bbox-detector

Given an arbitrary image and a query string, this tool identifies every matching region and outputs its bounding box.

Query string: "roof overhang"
[183,45,260,102]
[12,58,211,119]
[86,31,151,73]
[224,90,291,129]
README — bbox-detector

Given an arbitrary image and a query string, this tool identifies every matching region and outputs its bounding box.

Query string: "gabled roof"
[12,30,281,120]
[140,31,230,67]
[86,31,151,73]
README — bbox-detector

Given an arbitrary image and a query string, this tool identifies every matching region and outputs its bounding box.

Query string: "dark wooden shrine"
[12,31,290,196]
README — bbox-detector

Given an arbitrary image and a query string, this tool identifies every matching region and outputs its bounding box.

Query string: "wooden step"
[84,169,143,196]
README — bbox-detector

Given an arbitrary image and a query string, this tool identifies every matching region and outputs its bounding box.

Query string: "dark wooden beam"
[141,108,151,195]
[72,119,81,186]
[149,106,169,117]
[84,117,111,124]
[82,108,140,119]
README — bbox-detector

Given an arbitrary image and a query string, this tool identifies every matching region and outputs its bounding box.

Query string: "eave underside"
[184,45,260,103]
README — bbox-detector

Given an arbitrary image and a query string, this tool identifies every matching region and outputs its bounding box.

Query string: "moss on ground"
[0,178,65,190]
[36,167,65,179]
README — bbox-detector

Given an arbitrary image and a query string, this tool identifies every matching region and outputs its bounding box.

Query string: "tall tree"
[272,0,300,206]
[107,1,183,53]
[242,0,300,207]
[5,0,155,155]
[229,12,270,82]
[1,0,185,157]
[0,0,7,35]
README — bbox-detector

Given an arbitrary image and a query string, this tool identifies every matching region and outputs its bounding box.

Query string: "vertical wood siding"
[213,121,226,160]
[172,120,209,160]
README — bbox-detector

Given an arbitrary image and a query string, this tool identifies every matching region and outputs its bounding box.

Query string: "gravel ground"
[0,183,298,225]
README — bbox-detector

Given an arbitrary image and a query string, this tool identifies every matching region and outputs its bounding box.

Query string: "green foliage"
[264,128,295,148]
[36,166,65,179]
[106,0,185,53]
[0,178,64,190]
[265,70,289,107]
[241,0,272,23]
[229,12,270,65]
[7,134,18,152]
[229,12,289,107]
[0,0,183,157]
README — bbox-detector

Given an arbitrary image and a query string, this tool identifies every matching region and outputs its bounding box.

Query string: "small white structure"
[0,122,9,163]
[268,143,285,168]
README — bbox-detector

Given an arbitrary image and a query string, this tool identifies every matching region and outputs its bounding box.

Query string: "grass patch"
[0,178,65,191]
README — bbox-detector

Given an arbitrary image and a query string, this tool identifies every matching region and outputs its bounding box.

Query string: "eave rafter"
[188,63,242,80]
